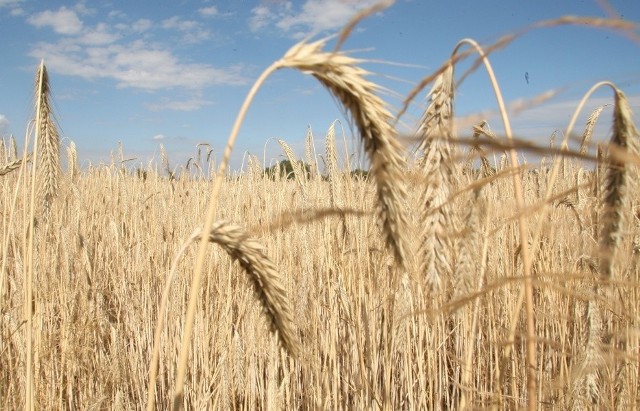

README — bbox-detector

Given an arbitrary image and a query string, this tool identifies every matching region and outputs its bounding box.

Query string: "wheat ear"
[203,221,300,355]
[324,121,342,209]
[599,89,638,279]
[417,63,457,292]
[579,105,607,156]
[304,126,319,179]
[34,63,60,212]
[278,39,409,267]
[66,141,78,181]
[149,221,299,410]
[0,155,31,177]
[278,139,307,193]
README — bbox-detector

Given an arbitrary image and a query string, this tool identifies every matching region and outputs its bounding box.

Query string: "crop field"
[1,9,639,411]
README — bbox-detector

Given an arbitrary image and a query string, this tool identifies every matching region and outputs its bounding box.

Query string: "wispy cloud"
[0,0,23,6]
[146,95,213,112]
[249,0,382,37]
[27,6,84,35]
[198,6,218,17]
[152,134,165,141]
[248,4,281,32]
[30,40,246,90]
[26,5,248,104]
[161,16,211,44]
[0,0,24,16]
[131,18,152,33]
[0,0,23,14]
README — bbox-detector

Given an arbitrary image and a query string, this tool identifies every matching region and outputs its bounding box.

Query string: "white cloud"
[73,1,95,16]
[0,0,24,16]
[198,6,218,17]
[28,6,84,35]
[0,114,9,133]
[249,0,382,36]
[146,96,213,112]
[152,134,165,141]
[0,0,22,6]
[249,4,285,33]
[161,16,211,44]
[27,7,246,93]
[20,7,244,133]
[30,39,247,90]
[107,10,126,19]
[77,23,119,45]
[132,18,152,33]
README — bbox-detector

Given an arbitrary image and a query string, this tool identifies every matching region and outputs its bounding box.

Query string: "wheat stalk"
[202,221,300,355]
[324,121,342,209]
[149,220,299,410]
[278,139,307,196]
[304,126,319,179]
[579,105,607,156]
[0,155,31,177]
[160,144,175,181]
[417,63,457,292]
[599,89,638,280]
[66,141,78,181]
[278,39,410,268]
[247,153,262,180]
[34,63,60,213]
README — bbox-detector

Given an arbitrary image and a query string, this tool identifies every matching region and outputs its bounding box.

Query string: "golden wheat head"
[278,39,410,268]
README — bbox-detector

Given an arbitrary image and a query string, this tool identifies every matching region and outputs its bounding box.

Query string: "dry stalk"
[450,38,538,410]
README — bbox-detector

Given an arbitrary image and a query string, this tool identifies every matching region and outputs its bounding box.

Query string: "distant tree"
[264,160,310,180]
[350,168,370,180]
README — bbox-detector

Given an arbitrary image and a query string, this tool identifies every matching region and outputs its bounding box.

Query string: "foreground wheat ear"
[148,220,300,411]
[203,221,300,356]
[278,39,410,268]
[599,88,639,280]
[416,63,457,292]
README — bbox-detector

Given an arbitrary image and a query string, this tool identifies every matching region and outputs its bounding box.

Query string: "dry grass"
[1,8,639,411]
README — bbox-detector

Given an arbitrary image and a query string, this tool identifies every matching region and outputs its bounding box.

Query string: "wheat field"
[1,10,640,411]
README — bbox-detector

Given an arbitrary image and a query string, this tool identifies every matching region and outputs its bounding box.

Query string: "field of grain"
[2,11,639,411]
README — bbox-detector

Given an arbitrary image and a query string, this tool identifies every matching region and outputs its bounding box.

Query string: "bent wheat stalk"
[174,25,408,410]
[279,39,410,267]
[150,221,299,411]
[0,154,31,177]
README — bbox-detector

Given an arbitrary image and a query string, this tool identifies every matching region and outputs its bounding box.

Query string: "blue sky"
[0,0,638,171]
